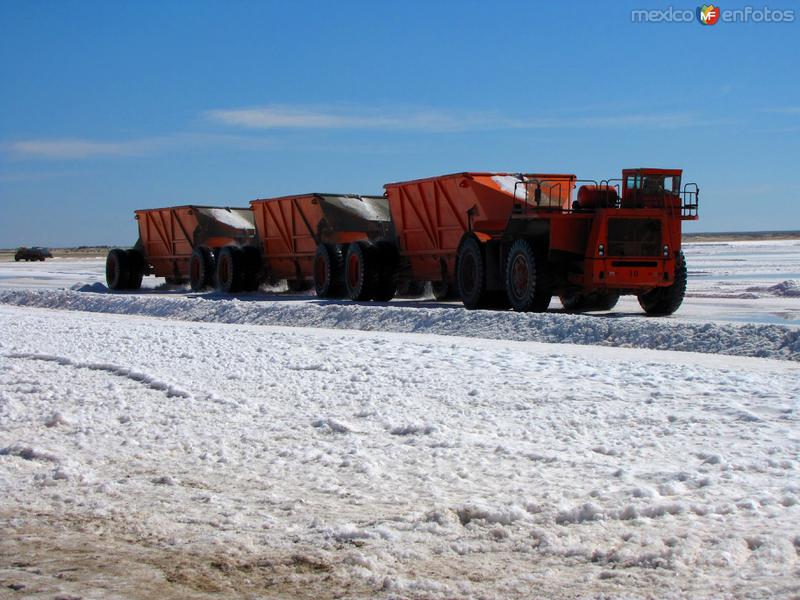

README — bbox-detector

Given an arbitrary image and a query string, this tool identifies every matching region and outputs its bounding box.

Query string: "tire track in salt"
[5,353,192,399]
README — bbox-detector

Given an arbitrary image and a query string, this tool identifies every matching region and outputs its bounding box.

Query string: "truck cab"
[565,167,699,313]
[620,168,684,210]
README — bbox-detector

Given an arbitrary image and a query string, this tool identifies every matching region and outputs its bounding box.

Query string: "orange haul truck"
[108,167,698,316]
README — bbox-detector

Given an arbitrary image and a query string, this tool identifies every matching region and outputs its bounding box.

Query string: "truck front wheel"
[638,251,687,316]
[505,239,551,312]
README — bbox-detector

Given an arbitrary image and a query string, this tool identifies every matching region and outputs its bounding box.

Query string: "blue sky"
[1,1,798,246]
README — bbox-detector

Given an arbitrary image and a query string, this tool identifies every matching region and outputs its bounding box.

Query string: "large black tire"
[240,246,263,292]
[345,241,378,301]
[638,251,687,316]
[190,246,215,291]
[505,239,552,312]
[14,257,19,262]
[560,290,620,312]
[106,249,131,291]
[125,249,145,290]
[215,246,245,293]
[372,242,398,302]
[313,243,345,298]
[456,237,490,310]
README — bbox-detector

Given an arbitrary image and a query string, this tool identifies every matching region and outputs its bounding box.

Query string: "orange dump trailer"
[384,172,575,299]
[106,205,256,291]
[245,194,394,297]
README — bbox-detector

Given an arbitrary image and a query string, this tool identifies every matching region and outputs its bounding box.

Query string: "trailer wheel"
[216,246,244,293]
[345,241,378,301]
[505,239,551,312]
[456,237,490,309]
[313,243,345,298]
[190,247,215,291]
[372,242,398,302]
[106,249,131,291]
[638,251,687,316]
[125,249,145,290]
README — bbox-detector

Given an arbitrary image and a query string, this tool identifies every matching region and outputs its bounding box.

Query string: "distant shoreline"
[684,230,800,242]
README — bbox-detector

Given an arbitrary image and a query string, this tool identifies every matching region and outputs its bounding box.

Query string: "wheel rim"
[347,252,360,290]
[511,254,529,299]
[314,254,328,290]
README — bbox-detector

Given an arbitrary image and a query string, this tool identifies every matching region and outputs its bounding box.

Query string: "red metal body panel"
[135,205,255,279]
[250,195,326,281]
[581,209,677,290]
[385,172,576,281]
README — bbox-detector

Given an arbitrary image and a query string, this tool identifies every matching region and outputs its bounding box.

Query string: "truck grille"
[607,218,661,257]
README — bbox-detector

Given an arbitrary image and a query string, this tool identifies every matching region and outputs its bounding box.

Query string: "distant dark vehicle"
[14,247,53,262]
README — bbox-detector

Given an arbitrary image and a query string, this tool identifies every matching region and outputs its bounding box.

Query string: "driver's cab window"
[662,175,681,194]
[641,175,664,195]
[625,175,641,190]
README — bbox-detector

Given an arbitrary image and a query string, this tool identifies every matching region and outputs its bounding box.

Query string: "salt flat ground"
[0,240,799,599]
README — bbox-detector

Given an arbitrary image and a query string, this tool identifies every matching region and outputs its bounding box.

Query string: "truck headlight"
[663,245,669,257]
[598,244,605,257]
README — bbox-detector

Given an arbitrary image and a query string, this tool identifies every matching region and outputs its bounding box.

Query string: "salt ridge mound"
[0,288,797,361]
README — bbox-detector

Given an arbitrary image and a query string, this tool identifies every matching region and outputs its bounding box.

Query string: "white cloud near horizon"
[2,106,710,161]
[206,106,475,131]
[2,133,272,160]
[205,105,700,132]
[6,138,152,159]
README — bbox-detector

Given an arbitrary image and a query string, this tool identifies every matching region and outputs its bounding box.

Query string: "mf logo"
[697,4,720,24]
